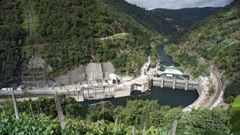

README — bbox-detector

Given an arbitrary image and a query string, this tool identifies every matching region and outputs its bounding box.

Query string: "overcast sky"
[125,0,234,9]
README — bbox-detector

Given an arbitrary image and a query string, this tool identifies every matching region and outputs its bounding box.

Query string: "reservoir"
[81,87,199,113]
[81,44,199,112]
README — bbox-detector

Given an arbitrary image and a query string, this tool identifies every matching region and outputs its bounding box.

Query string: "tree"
[177,109,231,135]
[115,100,181,129]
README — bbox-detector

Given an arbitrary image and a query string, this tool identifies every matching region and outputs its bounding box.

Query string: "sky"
[125,0,234,9]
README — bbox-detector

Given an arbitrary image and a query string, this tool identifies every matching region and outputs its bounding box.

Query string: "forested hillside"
[0,1,26,86]
[103,0,178,36]
[165,0,240,99]
[0,0,173,87]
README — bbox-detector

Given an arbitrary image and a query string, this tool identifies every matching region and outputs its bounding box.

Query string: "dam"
[70,76,201,102]
[0,59,202,103]
[0,45,202,108]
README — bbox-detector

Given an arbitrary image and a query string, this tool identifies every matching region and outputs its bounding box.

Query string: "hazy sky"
[125,0,234,9]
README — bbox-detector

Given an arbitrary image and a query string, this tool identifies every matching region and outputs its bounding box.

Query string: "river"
[156,44,179,66]
[80,44,199,114]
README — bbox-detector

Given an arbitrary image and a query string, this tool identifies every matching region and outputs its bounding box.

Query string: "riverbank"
[162,43,226,109]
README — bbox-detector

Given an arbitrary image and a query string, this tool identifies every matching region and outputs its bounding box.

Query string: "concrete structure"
[55,62,115,85]
[0,76,200,102]
[1,58,202,104]
[133,79,152,93]
[22,57,50,88]
[152,77,201,94]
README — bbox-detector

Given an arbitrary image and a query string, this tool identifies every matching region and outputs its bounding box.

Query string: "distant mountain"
[151,7,221,31]
[104,0,179,36]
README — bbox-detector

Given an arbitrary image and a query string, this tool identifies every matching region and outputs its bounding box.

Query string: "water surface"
[81,87,199,115]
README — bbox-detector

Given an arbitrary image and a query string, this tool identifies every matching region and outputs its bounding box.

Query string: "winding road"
[207,69,223,108]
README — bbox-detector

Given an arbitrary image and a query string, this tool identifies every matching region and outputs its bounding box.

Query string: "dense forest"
[165,0,240,100]
[0,1,26,86]
[1,97,239,135]
[0,0,169,87]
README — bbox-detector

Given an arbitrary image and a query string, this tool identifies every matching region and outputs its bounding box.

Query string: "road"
[0,88,68,98]
[207,69,223,108]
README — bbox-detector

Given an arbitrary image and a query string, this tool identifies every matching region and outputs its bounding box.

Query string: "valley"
[0,0,239,134]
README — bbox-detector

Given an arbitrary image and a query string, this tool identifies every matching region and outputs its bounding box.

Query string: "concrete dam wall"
[55,62,115,85]
[70,85,133,102]
[152,77,202,95]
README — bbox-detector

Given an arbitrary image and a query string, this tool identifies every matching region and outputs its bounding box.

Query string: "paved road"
[207,69,222,108]
[0,89,67,98]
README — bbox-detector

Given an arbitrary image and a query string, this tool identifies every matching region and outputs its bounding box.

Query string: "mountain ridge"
[151,7,221,32]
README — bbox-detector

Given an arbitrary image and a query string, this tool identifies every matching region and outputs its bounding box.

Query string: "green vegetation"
[0,97,234,134]
[0,0,26,86]
[1,0,240,134]
[0,113,60,134]
[103,0,178,36]
[2,96,83,119]
[0,112,170,135]
[165,44,210,78]
[165,1,240,97]
[178,109,230,135]
[0,0,166,86]
[24,0,161,77]
[114,100,181,129]
[230,97,240,135]
[231,97,240,108]
[224,80,240,99]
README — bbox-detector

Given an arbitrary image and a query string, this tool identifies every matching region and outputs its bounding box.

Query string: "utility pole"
[115,117,118,125]
[43,63,46,87]
[132,126,135,135]
[142,124,146,135]
[170,120,178,135]
[32,59,36,88]
[11,89,19,120]
[54,91,65,129]
[29,101,34,115]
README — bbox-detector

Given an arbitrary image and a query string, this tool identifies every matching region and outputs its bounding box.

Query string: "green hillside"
[165,0,240,98]
[103,0,178,36]
[0,0,172,87]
